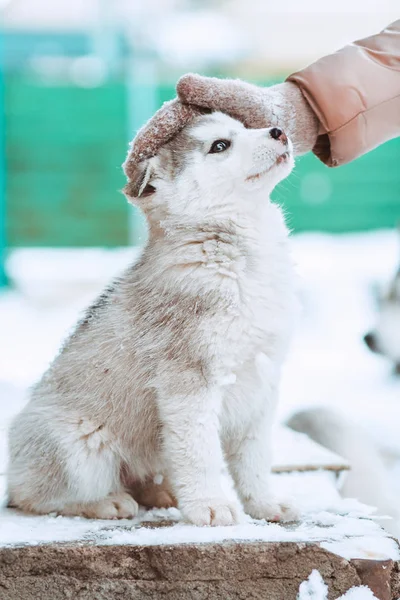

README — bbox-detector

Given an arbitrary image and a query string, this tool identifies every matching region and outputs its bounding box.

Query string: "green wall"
[273,138,400,233]
[5,76,400,247]
[6,77,129,247]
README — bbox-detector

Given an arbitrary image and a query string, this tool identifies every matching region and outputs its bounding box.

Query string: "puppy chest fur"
[7,112,298,525]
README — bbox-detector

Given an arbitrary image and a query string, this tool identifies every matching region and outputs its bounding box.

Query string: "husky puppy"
[7,112,298,526]
[364,266,400,374]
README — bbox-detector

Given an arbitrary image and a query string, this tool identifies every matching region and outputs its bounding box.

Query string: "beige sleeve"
[288,20,400,166]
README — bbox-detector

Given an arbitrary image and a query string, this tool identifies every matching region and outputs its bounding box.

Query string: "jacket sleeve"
[287,20,400,166]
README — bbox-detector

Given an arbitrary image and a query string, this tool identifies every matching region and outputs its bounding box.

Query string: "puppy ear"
[123,157,156,200]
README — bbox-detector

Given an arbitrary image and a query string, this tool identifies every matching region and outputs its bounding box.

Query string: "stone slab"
[0,540,398,600]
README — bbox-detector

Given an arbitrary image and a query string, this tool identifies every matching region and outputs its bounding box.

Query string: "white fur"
[8,113,298,525]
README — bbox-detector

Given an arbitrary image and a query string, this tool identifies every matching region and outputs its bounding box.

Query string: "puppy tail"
[286,407,400,538]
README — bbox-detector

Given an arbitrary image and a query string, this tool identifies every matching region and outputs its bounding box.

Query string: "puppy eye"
[209,139,231,154]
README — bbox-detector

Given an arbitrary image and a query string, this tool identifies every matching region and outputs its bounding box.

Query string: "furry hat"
[124,98,204,178]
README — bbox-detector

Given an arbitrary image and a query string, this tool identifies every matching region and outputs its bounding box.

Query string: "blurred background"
[0,1,400,488]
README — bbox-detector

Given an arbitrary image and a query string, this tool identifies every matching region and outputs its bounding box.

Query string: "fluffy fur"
[8,112,298,526]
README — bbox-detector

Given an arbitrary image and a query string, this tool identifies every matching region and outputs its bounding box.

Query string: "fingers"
[127,98,204,166]
[177,74,268,129]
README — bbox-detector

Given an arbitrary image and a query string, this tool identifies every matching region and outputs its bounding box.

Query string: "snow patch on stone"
[298,570,379,600]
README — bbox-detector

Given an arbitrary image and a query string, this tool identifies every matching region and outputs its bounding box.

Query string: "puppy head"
[123,111,294,218]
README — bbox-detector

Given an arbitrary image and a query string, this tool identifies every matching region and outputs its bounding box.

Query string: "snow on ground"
[0,231,400,553]
[298,570,379,600]
[0,482,398,561]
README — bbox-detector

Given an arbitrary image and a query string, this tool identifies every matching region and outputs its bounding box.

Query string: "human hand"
[177,74,319,155]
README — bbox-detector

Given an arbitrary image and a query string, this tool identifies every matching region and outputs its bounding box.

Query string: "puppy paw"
[104,492,139,519]
[181,498,242,526]
[245,496,299,523]
[64,492,139,519]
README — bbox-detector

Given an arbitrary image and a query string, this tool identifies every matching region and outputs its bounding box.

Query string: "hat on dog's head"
[123,98,206,200]
[123,99,204,180]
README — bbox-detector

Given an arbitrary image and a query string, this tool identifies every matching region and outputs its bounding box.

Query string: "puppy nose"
[364,332,377,352]
[269,127,288,144]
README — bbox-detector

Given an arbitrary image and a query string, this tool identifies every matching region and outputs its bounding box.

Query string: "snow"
[298,570,328,600]
[0,510,103,547]
[0,488,398,557]
[0,231,400,556]
[272,425,349,473]
[339,587,378,600]
[298,570,379,600]
[321,535,400,561]
[95,510,398,555]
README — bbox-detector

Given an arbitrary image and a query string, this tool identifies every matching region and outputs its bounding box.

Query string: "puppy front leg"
[228,355,299,523]
[158,377,241,526]
[228,410,297,522]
